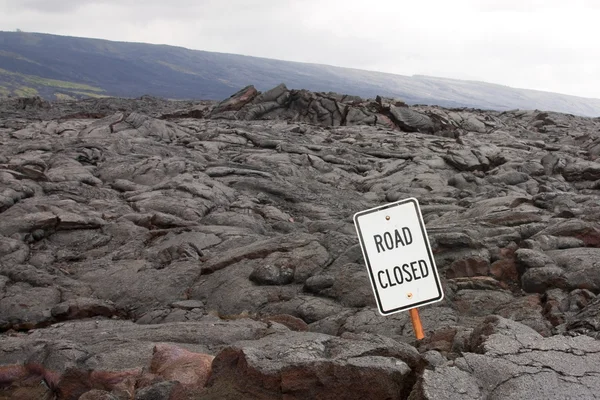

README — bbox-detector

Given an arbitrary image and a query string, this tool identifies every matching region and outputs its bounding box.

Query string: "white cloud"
[1,0,599,98]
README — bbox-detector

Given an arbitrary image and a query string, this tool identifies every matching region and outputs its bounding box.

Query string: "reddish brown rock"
[495,294,552,336]
[542,289,568,327]
[262,314,309,331]
[490,258,519,284]
[0,363,56,399]
[150,343,214,389]
[445,256,490,279]
[535,220,600,247]
[483,211,543,227]
[418,327,458,354]
[209,85,259,115]
[56,368,142,400]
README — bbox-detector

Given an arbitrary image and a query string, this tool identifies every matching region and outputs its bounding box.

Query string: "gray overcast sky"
[1,0,600,98]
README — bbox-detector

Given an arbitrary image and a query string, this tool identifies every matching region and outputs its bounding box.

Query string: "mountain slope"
[1,31,600,116]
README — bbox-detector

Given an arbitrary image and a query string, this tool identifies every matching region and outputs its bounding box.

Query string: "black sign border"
[354,198,443,315]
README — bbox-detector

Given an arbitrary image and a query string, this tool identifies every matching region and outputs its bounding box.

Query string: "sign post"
[353,198,444,340]
[409,308,425,340]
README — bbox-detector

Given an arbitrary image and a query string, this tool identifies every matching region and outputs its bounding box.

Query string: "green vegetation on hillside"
[70,91,109,98]
[0,50,40,65]
[13,86,38,96]
[26,75,104,92]
[0,67,105,98]
[157,61,201,76]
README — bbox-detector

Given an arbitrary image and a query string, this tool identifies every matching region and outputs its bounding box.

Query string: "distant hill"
[1,31,600,116]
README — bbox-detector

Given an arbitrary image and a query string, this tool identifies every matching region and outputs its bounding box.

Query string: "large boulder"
[410,316,600,399]
[205,331,421,399]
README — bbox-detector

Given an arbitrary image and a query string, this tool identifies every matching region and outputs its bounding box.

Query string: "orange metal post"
[409,308,425,340]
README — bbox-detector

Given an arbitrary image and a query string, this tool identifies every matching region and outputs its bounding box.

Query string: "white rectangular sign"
[354,198,444,316]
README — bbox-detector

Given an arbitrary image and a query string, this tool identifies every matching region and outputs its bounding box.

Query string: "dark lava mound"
[2,85,600,399]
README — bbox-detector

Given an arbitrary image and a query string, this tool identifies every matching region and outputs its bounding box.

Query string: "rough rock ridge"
[2,84,600,398]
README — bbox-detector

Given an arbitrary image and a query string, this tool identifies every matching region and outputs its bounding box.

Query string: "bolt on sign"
[353,198,444,316]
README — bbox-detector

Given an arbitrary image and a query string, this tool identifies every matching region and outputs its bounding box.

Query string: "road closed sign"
[354,198,444,316]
